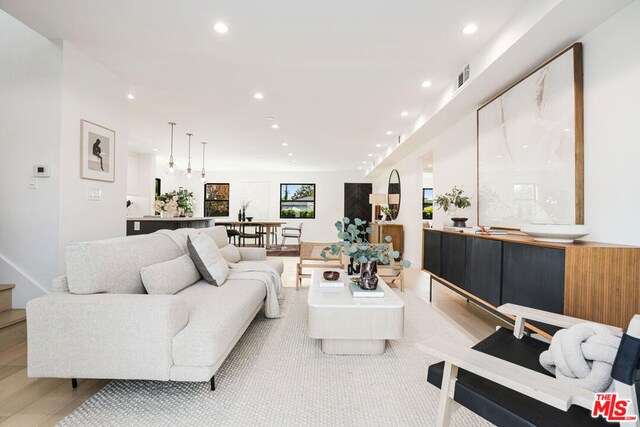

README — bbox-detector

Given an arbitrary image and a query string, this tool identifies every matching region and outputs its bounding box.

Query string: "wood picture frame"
[477,43,584,229]
[80,119,116,182]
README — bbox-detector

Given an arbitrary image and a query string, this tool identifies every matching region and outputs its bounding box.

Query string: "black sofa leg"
[210,375,215,391]
[71,378,78,389]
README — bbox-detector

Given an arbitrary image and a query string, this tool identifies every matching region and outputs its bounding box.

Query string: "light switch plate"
[88,188,102,201]
[28,178,38,189]
[33,165,50,177]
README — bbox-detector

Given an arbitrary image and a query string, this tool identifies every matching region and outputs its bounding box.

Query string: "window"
[204,183,230,217]
[280,183,315,219]
[423,188,433,219]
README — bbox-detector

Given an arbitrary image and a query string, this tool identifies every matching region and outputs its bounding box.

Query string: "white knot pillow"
[539,323,621,392]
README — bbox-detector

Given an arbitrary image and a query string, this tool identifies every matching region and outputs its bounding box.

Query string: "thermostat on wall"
[33,165,50,177]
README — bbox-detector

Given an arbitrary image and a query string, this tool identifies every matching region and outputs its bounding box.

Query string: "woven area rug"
[58,288,490,427]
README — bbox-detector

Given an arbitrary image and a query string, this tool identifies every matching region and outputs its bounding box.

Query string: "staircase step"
[0,309,26,352]
[0,284,15,313]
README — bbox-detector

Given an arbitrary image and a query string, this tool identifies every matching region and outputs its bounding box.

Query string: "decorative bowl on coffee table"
[323,271,340,281]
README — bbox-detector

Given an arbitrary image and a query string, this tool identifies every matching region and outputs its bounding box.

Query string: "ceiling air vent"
[457,64,470,90]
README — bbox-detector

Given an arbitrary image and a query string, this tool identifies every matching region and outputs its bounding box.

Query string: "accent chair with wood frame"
[296,242,344,289]
[418,303,639,427]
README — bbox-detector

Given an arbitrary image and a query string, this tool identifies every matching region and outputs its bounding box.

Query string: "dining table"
[215,220,289,249]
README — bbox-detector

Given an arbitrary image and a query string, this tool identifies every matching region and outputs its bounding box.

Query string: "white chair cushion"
[141,254,201,295]
[187,234,229,286]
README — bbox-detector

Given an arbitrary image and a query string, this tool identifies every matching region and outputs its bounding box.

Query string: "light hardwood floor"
[0,257,504,426]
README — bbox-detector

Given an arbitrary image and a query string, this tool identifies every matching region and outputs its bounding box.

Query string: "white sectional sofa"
[26,226,283,390]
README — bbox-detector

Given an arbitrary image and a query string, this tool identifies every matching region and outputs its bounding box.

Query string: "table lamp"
[369,194,387,222]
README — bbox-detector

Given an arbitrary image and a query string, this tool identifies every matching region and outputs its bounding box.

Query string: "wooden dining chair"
[239,224,263,247]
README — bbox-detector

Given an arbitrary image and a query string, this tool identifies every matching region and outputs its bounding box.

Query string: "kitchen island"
[126,217,215,236]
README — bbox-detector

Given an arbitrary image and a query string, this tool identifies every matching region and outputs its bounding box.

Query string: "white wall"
[58,41,129,269]
[580,0,640,246]
[158,167,365,242]
[0,10,62,306]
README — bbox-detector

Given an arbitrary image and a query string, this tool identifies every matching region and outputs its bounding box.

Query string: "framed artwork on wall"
[204,183,230,217]
[477,43,584,229]
[155,178,161,199]
[80,119,116,182]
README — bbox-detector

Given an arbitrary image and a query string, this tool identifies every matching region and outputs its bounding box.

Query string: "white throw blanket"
[539,323,621,392]
[227,262,284,319]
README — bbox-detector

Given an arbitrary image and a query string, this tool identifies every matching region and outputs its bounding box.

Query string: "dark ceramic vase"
[241,209,246,222]
[359,261,378,290]
[238,210,242,221]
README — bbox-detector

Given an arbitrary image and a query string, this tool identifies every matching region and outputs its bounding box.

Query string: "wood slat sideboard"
[422,228,640,330]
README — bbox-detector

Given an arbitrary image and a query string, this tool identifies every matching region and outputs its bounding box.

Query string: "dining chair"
[224,224,240,245]
[239,223,263,247]
[281,222,303,247]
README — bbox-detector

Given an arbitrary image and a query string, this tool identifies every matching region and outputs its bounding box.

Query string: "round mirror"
[387,169,401,220]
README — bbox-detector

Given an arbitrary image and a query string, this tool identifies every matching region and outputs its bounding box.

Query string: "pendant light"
[185,133,193,179]
[200,141,207,183]
[165,122,177,175]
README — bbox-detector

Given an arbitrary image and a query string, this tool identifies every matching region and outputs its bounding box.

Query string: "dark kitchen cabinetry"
[441,233,466,290]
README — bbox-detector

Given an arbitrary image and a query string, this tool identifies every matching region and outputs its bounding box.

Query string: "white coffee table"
[307,268,405,355]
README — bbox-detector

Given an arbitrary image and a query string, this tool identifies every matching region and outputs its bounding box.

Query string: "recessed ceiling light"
[267,116,275,121]
[281,142,288,146]
[400,111,409,117]
[522,145,529,149]
[428,163,433,167]
[362,161,367,164]
[385,131,392,135]
[152,148,159,152]
[214,22,228,34]
[367,153,373,157]
[463,24,478,35]
[127,93,135,100]
[254,92,264,100]
[271,124,279,129]
[496,154,502,158]
[287,153,293,156]
[375,144,382,147]
[564,128,571,132]
[421,81,432,88]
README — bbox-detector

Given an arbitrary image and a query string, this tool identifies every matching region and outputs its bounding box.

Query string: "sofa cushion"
[66,233,184,294]
[187,235,229,286]
[141,254,201,295]
[200,226,229,249]
[172,279,266,366]
[219,244,242,263]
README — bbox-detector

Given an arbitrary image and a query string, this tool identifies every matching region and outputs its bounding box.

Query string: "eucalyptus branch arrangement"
[321,217,410,268]
[240,200,251,211]
[434,186,471,212]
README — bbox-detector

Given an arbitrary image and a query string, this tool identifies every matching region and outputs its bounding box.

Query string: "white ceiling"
[0,0,525,171]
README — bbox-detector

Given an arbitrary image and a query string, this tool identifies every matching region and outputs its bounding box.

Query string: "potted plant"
[434,185,471,227]
[176,187,195,217]
[321,217,410,290]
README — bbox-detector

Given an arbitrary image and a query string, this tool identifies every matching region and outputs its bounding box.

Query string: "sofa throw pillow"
[187,234,229,286]
[140,254,201,295]
[219,244,242,263]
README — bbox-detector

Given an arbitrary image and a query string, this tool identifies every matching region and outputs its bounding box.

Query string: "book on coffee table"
[319,279,344,288]
[349,282,385,298]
